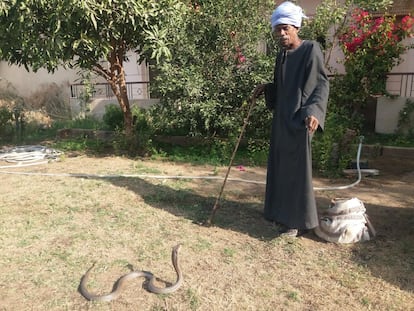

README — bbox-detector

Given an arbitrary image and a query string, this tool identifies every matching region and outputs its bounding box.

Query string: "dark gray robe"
[263,40,329,230]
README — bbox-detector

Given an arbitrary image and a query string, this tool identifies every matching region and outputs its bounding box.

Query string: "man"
[253,1,329,237]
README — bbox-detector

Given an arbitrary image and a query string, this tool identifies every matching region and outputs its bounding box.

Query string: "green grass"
[150,141,268,167]
[1,118,412,168]
[0,149,413,310]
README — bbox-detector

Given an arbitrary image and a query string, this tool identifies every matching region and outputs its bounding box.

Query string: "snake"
[79,244,183,302]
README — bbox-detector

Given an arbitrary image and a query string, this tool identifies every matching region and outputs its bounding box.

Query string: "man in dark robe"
[253,1,329,237]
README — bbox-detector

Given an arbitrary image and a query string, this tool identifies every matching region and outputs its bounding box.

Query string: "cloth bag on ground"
[314,197,376,243]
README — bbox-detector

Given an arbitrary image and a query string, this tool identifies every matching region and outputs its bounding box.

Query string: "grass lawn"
[0,153,413,310]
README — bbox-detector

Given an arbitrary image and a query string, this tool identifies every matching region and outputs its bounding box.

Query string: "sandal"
[279,228,299,237]
[279,228,309,237]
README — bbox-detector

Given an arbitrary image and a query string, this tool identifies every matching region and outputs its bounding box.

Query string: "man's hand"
[252,84,266,98]
[305,115,319,134]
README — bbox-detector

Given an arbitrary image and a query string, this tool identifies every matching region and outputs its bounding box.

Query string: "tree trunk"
[113,79,133,137]
[105,46,134,137]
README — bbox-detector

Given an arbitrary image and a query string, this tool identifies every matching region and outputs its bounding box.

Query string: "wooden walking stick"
[205,96,257,226]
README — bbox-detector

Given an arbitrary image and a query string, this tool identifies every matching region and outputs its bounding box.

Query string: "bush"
[103,104,124,130]
[311,75,369,175]
[150,0,275,138]
[102,104,155,155]
[0,106,12,136]
[397,98,414,138]
[149,0,363,174]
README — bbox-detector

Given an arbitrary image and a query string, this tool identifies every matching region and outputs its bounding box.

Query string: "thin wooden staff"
[205,96,257,226]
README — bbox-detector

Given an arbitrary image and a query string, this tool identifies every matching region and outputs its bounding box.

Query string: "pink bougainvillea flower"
[236,165,246,171]
[338,8,413,96]
[238,54,246,64]
[401,15,414,32]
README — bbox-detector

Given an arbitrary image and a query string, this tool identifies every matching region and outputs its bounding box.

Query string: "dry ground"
[0,151,413,311]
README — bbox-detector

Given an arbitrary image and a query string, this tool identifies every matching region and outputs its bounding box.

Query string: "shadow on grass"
[351,202,414,292]
[84,175,414,293]
[314,194,414,292]
[98,176,278,241]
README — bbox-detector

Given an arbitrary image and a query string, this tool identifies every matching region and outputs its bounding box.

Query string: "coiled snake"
[79,244,183,302]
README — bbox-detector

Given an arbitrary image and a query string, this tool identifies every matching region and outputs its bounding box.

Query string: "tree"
[0,0,185,136]
[150,0,275,139]
[300,0,395,68]
[339,9,413,97]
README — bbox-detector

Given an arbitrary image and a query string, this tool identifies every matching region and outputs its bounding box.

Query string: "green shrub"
[397,98,414,138]
[312,84,362,175]
[0,106,13,137]
[132,106,155,154]
[148,0,363,173]
[101,104,156,155]
[150,0,275,138]
[103,104,124,130]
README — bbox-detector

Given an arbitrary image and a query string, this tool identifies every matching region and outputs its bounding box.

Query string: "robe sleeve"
[264,82,277,110]
[300,42,329,131]
[264,52,283,111]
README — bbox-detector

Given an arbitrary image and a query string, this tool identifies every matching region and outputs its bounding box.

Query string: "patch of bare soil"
[0,152,413,311]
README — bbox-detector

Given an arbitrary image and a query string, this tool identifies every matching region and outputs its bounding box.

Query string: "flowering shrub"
[225,31,248,69]
[339,8,414,96]
[150,0,275,138]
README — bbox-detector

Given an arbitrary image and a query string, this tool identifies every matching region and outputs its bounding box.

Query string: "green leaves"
[0,0,185,71]
[149,0,275,138]
[338,8,412,98]
[0,0,186,136]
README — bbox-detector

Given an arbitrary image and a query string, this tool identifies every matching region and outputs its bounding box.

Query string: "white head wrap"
[270,1,307,29]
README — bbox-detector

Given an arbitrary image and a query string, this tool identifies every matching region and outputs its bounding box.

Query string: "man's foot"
[278,228,309,237]
[279,228,298,237]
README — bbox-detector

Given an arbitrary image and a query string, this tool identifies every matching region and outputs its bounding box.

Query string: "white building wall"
[0,62,78,98]
[123,52,150,100]
[0,52,150,99]
[375,97,407,134]
[391,38,414,73]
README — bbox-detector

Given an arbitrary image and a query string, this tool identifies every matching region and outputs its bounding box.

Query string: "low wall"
[362,145,414,159]
[69,98,160,119]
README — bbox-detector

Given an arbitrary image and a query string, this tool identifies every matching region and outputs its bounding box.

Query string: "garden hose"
[0,139,366,191]
[0,145,63,167]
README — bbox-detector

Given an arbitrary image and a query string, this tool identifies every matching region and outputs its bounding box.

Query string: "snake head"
[173,244,182,253]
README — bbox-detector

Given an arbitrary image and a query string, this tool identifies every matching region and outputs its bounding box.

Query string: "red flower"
[345,42,356,53]
[355,37,364,44]
[401,15,414,32]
